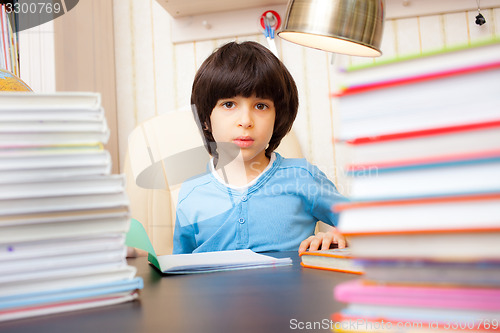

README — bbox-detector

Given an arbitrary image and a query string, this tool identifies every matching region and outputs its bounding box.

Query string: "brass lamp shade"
[278,0,385,57]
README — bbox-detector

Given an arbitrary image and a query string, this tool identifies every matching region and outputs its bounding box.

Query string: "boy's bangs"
[211,60,277,101]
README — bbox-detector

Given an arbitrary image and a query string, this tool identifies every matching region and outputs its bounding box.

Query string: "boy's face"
[210,95,275,165]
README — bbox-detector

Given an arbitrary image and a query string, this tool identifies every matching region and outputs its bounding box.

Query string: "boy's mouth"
[233,136,254,148]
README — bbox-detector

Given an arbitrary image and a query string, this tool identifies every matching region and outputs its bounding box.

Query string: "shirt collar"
[210,152,277,191]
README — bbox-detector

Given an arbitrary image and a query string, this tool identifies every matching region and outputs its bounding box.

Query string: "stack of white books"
[0,92,142,322]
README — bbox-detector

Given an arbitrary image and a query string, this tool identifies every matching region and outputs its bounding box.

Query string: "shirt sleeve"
[309,166,349,227]
[172,208,197,254]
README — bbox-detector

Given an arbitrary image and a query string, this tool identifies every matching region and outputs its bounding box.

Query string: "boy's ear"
[203,122,210,131]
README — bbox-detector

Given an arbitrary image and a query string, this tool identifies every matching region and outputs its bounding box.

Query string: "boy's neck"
[215,153,271,187]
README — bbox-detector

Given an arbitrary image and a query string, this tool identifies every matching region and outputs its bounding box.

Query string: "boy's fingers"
[326,227,346,246]
[330,229,347,249]
[321,233,334,250]
[298,236,313,253]
[308,236,322,251]
[336,237,347,249]
[299,232,345,253]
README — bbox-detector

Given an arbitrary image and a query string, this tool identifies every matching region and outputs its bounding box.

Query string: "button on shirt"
[172,153,347,254]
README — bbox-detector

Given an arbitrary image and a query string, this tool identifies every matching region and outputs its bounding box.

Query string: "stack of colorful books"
[0,92,142,322]
[0,4,19,76]
[331,40,500,332]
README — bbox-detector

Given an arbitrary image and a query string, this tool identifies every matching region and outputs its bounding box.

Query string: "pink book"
[334,280,500,311]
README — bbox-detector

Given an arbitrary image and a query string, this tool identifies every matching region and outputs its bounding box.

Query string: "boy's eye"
[255,103,269,111]
[222,101,235,109]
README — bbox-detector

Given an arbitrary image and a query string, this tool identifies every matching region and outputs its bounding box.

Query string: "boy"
[172,41,347,254]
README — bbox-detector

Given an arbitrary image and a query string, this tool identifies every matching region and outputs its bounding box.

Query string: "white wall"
[18,20,56,93]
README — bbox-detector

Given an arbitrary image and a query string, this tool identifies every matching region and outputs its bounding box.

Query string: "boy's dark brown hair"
[191,41,299,158]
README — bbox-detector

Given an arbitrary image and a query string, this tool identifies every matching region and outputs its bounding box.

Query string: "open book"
[125,219,292,274]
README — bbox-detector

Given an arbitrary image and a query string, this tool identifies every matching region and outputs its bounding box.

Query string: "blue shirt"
[172,153,347,254]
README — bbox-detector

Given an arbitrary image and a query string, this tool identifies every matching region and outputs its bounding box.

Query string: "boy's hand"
[298,228,346,253]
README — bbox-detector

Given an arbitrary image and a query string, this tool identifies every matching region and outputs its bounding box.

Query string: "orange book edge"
[299,250,352,259]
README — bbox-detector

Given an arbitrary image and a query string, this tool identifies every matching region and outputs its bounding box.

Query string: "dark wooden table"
[0,251,357,333]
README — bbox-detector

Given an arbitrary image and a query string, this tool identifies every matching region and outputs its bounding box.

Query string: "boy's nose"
[238,108,253,128]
